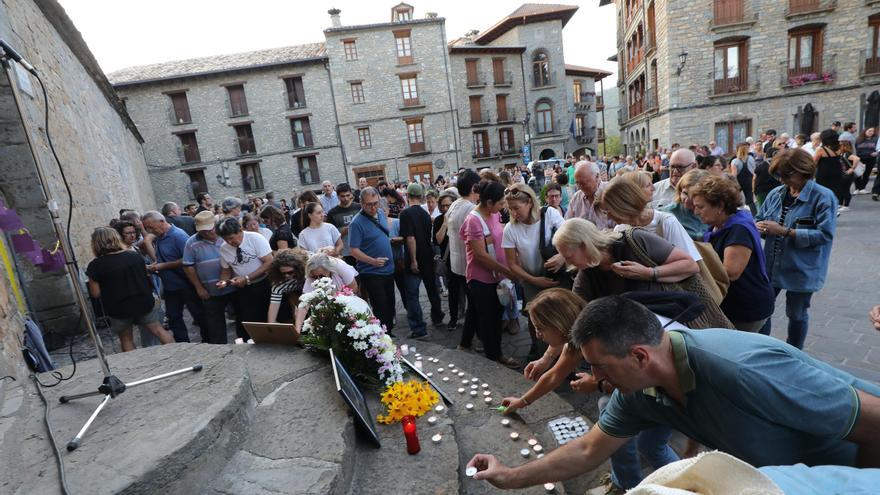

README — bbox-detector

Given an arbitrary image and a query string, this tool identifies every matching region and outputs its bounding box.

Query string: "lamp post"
[675,49,689,76]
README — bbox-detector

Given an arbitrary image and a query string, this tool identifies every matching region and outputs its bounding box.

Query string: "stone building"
[1,0,155,349]
[604,0,880,156]
[112,3,611,202]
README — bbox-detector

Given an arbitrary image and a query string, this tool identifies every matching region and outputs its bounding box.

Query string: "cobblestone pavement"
[52,193,880,416]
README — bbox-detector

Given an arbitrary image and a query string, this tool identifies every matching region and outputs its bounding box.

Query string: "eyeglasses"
[363,201,380,208]
[504,188,525,196]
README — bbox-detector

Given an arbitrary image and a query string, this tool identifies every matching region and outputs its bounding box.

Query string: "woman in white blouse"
[296,202,343,256]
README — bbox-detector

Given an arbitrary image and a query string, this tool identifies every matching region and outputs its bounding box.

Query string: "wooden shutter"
[492,59,504,84]
[170,93,191,123]
[228,85,247,116]
[469,96,482,123]
[496,94,508,121]
[301,118,313,147]
[466,59,478,85]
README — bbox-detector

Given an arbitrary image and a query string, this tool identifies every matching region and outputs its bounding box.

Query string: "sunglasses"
[236,247,244,264]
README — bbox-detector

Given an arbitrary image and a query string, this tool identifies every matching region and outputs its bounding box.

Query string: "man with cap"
[398,182,445,338]
[182,211,238,343]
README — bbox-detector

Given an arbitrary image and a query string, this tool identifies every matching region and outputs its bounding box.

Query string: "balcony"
[500,142,520,156]
[533,73,553,89]
[493,71,513,87]
[470,110,491,126]
[234,136,256,157]
[472,145,493,160]
[400,97,425,110]
[860,49,880,76]
[576,131,595,145]
[596,95,605,110]
[176,144,201,165]
[597,128,606,142]
[645,34,656,55]
[618,106,629,126]
[781,55,836,88]
[466,74,487,89]
[710,65,760,96]
[628,99,644,118]
[496,108,518,124]
[645,89,658,111]
[404,138,430,156]
[785,0,836,17]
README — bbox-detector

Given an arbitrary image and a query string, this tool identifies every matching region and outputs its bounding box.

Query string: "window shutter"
[496,95,508,121]
[302,118,313,147]
[493,59,504,84]
[466,60,478,85]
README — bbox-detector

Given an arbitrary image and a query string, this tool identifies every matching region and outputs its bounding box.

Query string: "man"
[348,187,396,332]
[353,177,368,203]
[708,140,724,156]
[161,201,197,236]
[780,132,797,149]
[800,132,821,157]
[265,191,281,209]
[182,211,237,344]
[651,148,696,209]
[595,156,609,182]
[839,122,857,147]
[467,296,880,490]
[831,121,842,133]
[195,192,213,214]
[320,180,339,212]
[326,183,362,267]
[399,183,445,338]
[762,129,777,155]
[142,211,207,342]
[622,156,636,174]
[565,161,614,228]
[446,169,482,349]
[184,203,198,216]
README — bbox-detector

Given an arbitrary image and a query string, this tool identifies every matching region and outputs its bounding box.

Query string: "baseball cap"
[194,210,216,231]
[406,183,424,197]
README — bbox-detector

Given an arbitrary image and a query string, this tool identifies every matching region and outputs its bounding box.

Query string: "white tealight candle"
[458,387,465,393]
[484,397,493,403]
[442,376,450,382]
[527,438,538,446]
[461,379,469,385]
[537,453,545,459]
[432,434,442,443]
[501,418,511,427]
[465,466,478,477]
[426,372,433,377]
[470,384,478,389]
[481,383,489,389]
[509,432,520,440]
[520,448,531,458]
[458,372,465,377]
[543,482,555,492]
[471,377,479,383]
[533,445,543,453]
[437,368,445,373]
[427,416,438,425]
[399,344,409,355]
[435,405,445,413]
[449,363,455,368]
[465,403,474,410]
[470,390,478,396]
[482,390,491,396]
[414,353,422,359]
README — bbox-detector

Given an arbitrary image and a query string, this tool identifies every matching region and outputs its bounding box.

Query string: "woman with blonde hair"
[553,218,731,329]
[620,170,655,201]
[86,227,174,351]
[501,288,679,492]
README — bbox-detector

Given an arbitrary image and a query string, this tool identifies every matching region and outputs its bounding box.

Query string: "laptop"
[241,322,300,346]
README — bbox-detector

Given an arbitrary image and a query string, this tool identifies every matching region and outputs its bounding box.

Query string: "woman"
[381,187,405,219]
[756,149,837,349]
[297,202,343,255]
[553,218,731,329]
[460,180,519,368]
[622,170,655,201]
[813,129,846,205]
[267,248,308,324]
[291,190,319,237]
[221,197,243,219]
[216,217,274,339]
[730,142,757,214]
[303,252,359,293]
[243,212,273,241]
[837,140,861,212]
[689,175,774,331]
[854,126,879,197]
[422,189,441,220]
[86,227,174,351]
[433,189,461,327]
[752,144,781,209]
[501,289,679,493]
[555,172,571,212]
[659,169,710,241]
[544,183,565,216]
[259,205,297,251]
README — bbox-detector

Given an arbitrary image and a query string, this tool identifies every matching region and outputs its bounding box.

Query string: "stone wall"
[0,0,155,344]
[116,61,347,204]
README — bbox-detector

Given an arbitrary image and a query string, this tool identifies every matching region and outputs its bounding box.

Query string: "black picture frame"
[330,349,381,447]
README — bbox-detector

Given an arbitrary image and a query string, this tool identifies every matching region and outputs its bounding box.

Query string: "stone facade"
[1,0,155,344]
[611,0,880,155]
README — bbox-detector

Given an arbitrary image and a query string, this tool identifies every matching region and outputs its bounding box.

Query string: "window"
[789,0,820,15]
[493,58,509,85]
[284,77,306,109]
[714,119,751,156]
[499,128,515,152]
[788,26,823,77]
[536,102,553,134]
[177,132,200,163]
[496,94,510,122]
[355,165,386,186]
[575,115,584,137]
[469,95,484,124]
[343,40,358,61]
[573,81,583,104]
[350,82,365,103]
[290,118,313,149]
[394,30,413,65]
[233,124,256,155]
[472,131,490,158]
[714,38,748,93]
[533,52,551,87]
[713,0,744,26]
[240,162,263,192]
[298,156,320,185]
[226,84,248,117]
[357,127,372,148]
[400,75,420,106]
[868,15,880,74]
[407,119,425,153]
[466,59,482,86]
[169,92,191,124]
[186,170,207,198]
[394,8,412,21]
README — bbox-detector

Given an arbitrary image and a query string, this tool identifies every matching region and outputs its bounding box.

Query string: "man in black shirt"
[161,202,197,236]
[195,192,213,214]
[327,183,361,267]
[399,183,445,338]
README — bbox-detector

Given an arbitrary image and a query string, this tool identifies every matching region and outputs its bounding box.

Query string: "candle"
[442,376,450,382]
[465,466,477,477]
[543,483,555,492]
[426,372,433,377]
[470,384,478,389]
[482,390,491,396]
[461,379,469,385]
[437,368,444,373]
[432,434,442,444]
[465,403,474,410]
[469,390,478,396]
[484,397,493,404]
[414,360,423,370]
[414,353,422,359]
[399,344,409,356]
[481,383,489,389]
[435,405,445,413]
[528,438,538,446]
[402,415,420,455]
[509,432,519,440]
[520,448,531,458]
[458,372,465,377]
[427,416,438,425]
[471,378,479,383]
[533,445,543,453]
[457,388,465,393]
[537,454,545,459]
[501,418,511,427]
[448,363,456,368]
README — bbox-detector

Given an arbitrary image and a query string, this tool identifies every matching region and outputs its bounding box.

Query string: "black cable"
[31,374,72,495]
[33,322,78,388]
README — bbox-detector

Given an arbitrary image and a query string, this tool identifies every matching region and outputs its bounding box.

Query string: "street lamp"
[675,49,689,76]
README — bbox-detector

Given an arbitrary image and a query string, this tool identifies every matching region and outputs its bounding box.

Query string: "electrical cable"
[32,314,79,388]
[31,374,72,495]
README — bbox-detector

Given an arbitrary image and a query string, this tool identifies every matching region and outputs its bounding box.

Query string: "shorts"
[107,302,163,335]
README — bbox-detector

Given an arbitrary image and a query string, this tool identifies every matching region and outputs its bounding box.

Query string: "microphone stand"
[1,43,202,452]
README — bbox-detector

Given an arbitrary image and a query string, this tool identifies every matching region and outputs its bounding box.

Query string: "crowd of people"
[86,122,880,494]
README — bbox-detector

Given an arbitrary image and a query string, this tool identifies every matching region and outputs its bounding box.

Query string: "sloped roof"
[109,42,327,87]
[473,3,579,44]
[565,64,613,81]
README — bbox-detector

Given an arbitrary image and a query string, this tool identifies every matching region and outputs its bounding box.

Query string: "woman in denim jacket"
[755,148,837,349]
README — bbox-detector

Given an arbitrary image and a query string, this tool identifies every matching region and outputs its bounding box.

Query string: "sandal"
[496,356,521,369]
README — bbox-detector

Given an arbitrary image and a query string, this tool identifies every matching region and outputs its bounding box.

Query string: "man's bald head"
[574,160,600,197]
[669,149,697,186]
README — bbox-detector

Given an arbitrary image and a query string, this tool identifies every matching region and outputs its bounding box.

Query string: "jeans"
[360,273,396,332]
[163,286,207,343]
[232,278,271,340]
[598,395,679,489]
[459,274,480,349]
[402,266,445,336]
[202,293,234,344]
[759,289,813,349]
[447,271,466,326]
[467,280,503,360]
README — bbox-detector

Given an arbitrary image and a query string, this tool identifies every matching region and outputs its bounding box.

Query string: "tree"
[603,135,622,156]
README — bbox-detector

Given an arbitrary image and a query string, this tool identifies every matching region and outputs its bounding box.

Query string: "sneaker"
[455,345,472,353]
[856,189,867,195]
[495,356,521,369]
[873,194,879,201]
[839,206,850,212]
[408,331,429,340]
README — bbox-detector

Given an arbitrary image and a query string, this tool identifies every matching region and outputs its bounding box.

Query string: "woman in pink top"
[460,180,519,368]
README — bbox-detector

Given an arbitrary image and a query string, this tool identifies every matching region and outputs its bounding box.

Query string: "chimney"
[328,8,342,28]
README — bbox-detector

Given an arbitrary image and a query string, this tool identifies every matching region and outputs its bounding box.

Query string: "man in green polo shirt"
[467,295,880,490]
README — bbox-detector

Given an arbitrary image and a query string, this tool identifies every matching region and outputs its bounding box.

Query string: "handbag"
[621,228,733,330]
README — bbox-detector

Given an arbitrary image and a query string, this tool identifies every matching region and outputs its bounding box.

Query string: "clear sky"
[56,0,617,85]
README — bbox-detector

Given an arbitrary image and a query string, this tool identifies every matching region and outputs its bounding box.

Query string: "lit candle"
[533,445,543,453]
[482,390,491,396]
[520,448,531,458]
[509,432,519,440]
[399,344,409,356]
[426,372,433,377]
[457,388,465,393]
[432,433,442,444]
[437,368,445,373]
[484,397,493,403]
[458,372,465,377]
[471,378,479,383]
[470,390,478,396]
[501,418,511,427]
[402,415,420,455]
[543,482,555,492]
[435,405,445,413]
[465,403,474,410]
[427,416,438,425]
[528,438,538,446]
[442,376,450,382]
[448,363,456,368]
[461,379,469,385]
[470,384,478,389]
[481,383,489,389]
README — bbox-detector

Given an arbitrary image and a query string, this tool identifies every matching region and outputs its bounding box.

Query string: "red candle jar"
[401,415,420,455]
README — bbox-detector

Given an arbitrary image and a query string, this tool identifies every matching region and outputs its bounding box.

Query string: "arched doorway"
[539,148,556,160]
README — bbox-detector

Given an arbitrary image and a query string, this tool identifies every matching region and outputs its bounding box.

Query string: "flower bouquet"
[298,277,403,387]
[377,380,440,424]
